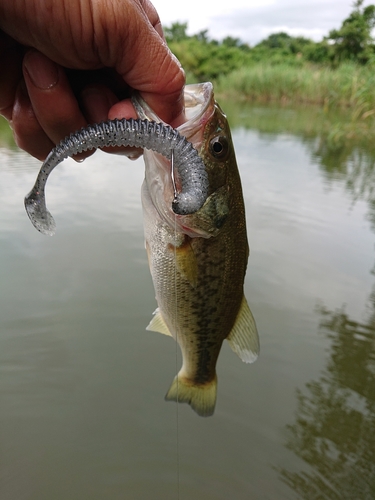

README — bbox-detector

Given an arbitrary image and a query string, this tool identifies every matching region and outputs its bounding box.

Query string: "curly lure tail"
[24,118,209,235]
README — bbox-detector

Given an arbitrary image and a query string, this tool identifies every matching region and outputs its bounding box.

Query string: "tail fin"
[165,374,217,417]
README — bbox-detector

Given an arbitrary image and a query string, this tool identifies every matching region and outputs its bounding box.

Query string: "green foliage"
[303,40,332,64]
[222,36,250,51]
[164,22,189,42]
[168,37,251,81]
[164,2,375,81]
[164,2,375,144]
[255,31,311,54]
[193,30,210,43]
[0,115,15,147]
[327,0,375,64]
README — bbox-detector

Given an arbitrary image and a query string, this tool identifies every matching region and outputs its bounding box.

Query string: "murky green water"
[1,103,374,499]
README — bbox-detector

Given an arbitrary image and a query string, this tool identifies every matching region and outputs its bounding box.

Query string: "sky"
[152,0,372,46]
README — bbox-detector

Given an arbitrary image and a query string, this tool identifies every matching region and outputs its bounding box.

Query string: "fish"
[133,82,259,417]
[24,81,259,418]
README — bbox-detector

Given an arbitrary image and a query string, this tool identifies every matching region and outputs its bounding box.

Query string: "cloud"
[206,0,358,45]
[155,0,374,46]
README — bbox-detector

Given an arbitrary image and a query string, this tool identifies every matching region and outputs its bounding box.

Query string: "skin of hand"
[0,0,185,160]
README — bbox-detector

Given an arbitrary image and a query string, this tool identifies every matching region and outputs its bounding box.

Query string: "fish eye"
[209,136,228,159]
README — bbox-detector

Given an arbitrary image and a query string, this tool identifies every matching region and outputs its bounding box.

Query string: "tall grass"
[216,63,375,110]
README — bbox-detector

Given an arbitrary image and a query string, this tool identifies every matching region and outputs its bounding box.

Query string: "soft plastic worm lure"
[24,118,209,235]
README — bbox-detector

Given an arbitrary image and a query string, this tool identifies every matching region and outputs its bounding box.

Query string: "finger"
[23,50,88,148]
[108,99,138,121]
[120,38,186,127]
[91,1,186,126]
[80,84,119,124]
[139,0,165,40]
[12,80,55,160]
[0,31,23,120]
[103,98,141,158]
[81,84,141,157]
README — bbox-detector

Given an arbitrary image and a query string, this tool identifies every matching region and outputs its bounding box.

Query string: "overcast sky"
[152,0,372,46]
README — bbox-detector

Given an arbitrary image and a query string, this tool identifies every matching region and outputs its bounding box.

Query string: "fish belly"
[142,181,248,416]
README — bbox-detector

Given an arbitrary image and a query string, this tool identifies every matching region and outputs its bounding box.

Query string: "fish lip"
[178,82,215,141]
[132,82,215,144]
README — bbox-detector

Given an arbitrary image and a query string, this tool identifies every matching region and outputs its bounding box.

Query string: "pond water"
[0,102,374,500]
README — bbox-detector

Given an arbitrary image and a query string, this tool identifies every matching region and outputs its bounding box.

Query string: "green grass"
[0,115,15,148]
[216,62,375,109]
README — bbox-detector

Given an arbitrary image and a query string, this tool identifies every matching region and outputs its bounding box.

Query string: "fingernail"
[24,50,59,90]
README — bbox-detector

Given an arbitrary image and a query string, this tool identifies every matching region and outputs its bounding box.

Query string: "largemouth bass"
[134,82,259,417]
[24,82,259,418]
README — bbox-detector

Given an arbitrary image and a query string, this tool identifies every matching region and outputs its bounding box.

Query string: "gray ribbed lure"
[24,118,209,235]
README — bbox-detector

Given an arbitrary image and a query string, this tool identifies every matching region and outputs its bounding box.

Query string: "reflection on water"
[221,101,375,499]
[1,103,375,499]
[278,302,375,499]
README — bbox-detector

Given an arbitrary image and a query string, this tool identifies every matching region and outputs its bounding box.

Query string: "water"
[0,105,374,499]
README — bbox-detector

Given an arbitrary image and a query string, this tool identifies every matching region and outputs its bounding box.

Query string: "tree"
[328,0,375,64]
[256,32,293,50]
[164,22,188,43]
[278,303,375,499]
[222,36,250,51]
[193,29,210,43]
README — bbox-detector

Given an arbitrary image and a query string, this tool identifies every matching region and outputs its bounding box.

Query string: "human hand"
[0,0,185,160]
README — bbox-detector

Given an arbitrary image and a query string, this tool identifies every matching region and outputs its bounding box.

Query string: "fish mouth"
[134,83,216,236]
[178,83,215,143]
[132,82,215,145]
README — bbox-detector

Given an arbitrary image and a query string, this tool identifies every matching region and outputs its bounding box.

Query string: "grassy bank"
[215,62,375,110]
[215,62,375,143]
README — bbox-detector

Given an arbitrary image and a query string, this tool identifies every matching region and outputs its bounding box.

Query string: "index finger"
[92,0,186,126]
[139,0,165,39]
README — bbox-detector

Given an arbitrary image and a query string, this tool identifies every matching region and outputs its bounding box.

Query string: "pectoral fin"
[227,296,259,363]
[146,308,172,336]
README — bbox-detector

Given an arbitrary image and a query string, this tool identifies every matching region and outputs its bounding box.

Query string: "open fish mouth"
[133,82,214,146]
[132,82,218,236]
